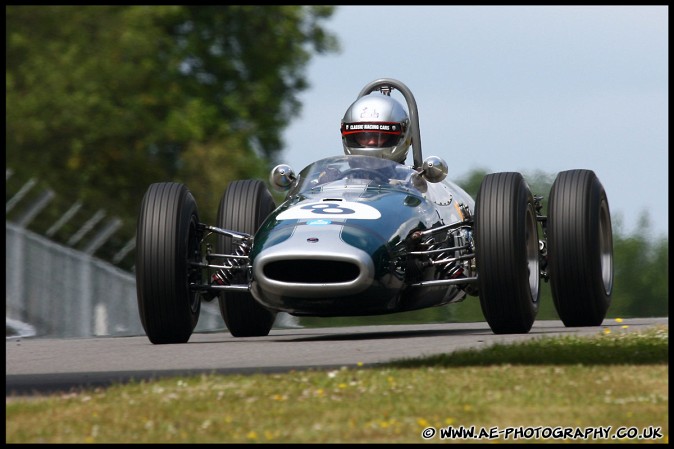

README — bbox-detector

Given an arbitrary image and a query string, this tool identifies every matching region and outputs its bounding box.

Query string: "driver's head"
[340,93,411,164]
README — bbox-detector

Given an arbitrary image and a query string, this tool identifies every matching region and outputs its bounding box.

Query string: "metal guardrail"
[5,222,227,338]
[5,169,298,338]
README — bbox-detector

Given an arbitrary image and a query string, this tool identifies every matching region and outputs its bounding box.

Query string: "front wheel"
[217,180,277,337]
[547,169,613,326]
[136,182,202,344]
[475,172,540,334]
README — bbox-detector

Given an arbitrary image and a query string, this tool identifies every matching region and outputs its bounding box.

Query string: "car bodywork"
[250,155,476,317]
[136,78,614,343]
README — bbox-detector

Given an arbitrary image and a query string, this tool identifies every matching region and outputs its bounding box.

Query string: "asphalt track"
[6,317,667,396]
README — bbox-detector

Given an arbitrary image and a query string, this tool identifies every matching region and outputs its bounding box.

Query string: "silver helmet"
[340,93,411,163]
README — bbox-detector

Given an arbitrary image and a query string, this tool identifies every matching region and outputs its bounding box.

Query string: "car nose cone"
[252,224,375,298]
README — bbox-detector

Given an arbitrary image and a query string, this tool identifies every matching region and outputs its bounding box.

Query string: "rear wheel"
[475,172,540,334]
[136,182,201,344]
[547,169,613,326]
[217,180,277,337]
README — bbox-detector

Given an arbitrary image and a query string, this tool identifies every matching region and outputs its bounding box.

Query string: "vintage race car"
[136,78,614,344]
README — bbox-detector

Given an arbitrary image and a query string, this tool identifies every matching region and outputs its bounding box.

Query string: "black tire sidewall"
[548,170,612,326]
[136,182,201,344]
[475,172,539,334]
[216,180,277,337]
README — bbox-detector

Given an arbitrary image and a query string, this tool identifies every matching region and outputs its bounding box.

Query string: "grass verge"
[5,325,668,444]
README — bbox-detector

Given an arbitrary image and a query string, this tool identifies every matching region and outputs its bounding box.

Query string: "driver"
[340,92,412,164]
[315,92,413,186]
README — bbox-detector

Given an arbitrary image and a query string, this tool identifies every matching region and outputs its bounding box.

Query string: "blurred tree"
[454,168,488,199]
[6,5,338,266]
[609,217,669,318]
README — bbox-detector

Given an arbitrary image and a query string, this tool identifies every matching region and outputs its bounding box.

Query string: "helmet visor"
[341,122,404,148]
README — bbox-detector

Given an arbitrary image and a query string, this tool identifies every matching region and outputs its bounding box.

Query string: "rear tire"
[136,182,201,344]
[475,172,540,334]
[547,169,613,326]
[217,180,277,337]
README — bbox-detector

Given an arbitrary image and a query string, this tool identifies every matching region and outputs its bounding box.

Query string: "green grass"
[390,325,668,367]
[5,326,668,444]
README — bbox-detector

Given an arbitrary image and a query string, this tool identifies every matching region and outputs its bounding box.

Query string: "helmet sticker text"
[359,107,379,119]
[344,123,399,131]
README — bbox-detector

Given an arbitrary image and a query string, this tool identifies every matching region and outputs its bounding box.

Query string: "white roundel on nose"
[276,201,381,220]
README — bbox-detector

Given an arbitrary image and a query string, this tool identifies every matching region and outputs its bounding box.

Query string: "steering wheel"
[340,168,389,184]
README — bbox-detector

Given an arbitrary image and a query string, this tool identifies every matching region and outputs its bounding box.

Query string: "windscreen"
[294,155,423,195]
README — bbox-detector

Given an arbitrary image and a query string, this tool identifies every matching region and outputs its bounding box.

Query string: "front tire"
[136,182,201,344]
[475,172,540,334]
[547,169,613,326]
[217,180,277,337]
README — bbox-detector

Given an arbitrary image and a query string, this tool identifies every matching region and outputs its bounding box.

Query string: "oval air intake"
[263,260,360,284]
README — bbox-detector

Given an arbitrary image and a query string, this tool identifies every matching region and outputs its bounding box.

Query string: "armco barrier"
[6,222,229,338]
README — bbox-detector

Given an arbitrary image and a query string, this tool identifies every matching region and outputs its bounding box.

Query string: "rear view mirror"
[421,156,448,183]
[270,164,296,191]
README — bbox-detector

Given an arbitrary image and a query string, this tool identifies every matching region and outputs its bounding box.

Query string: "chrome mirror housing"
[410,172,428,193]
[270,164,296,191]
[421,156,448,183]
